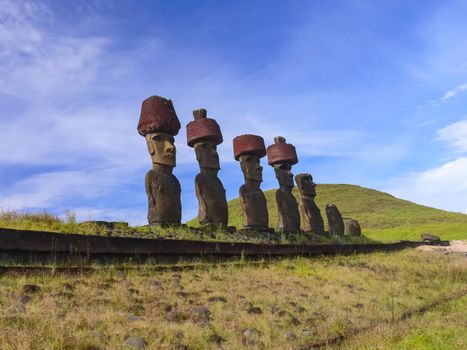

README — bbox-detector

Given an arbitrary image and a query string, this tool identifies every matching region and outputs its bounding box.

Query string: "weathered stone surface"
[127,314,144,322]
[207,296,227,303]
[267,137,300,233]
[137,96,180,137]
[186,109,223,146]
[21,284,41,295]
[247,306,262,314]
[267,136,298,166]
[145,166,181,226]
[242,328,262,345]
[124,336,147,349]
[234,135,270,231]
[188,110,228,227]
[421,233,441,242]
[166,310,186,323]
[138,95,182,226]
[295,173,325,235]
[194,169,228,227]
[345,219,362,236]
[191,305,211,324]
[326,204,344,236]
[233,134,267,160]
[208,334,224,345]
[284,331,297,341]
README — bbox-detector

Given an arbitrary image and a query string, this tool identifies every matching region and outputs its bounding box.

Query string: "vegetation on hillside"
[0,209,373,245]
[1,249,465,349]
[2,184,467,242]
[188,184,467,242]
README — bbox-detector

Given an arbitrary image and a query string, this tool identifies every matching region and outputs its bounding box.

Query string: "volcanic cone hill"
[189,184,467,242]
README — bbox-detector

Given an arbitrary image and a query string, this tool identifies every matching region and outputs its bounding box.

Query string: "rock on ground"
[416,240,467,255]
[124,336,147,349]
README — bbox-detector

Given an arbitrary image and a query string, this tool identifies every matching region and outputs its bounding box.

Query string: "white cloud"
[0,0,109,97]
[416,83,467,110]
[440,83,467,102]
[0,168,122,210]
[0,0,49,57]
[388,121,467,213]
[437,119,467,153]
[387,157,467,214]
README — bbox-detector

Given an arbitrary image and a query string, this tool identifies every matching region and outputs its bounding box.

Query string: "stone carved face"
[274,163,294,188]
[145,132,176,167]
[239,154,263,182]
[295,174,316,196]
[194,140,220,170]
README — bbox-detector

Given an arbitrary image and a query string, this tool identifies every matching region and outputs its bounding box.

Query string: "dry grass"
[0,209,375,245]
[0,249,466,349]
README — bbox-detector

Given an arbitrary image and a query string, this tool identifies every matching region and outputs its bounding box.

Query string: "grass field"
[0,249,465,349]
[336,294,467,350]
[188,184,467,242]
[2,184,467,242]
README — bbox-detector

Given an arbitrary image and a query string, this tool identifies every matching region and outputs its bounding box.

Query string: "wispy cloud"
[440,83,467,102]
[437,119,467,153]
[416,83,467,110]
[387,157,467,214]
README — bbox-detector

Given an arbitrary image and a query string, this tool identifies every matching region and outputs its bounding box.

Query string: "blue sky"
[1,0,467,224]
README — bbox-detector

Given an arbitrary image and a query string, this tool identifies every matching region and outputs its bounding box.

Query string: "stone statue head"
[194,140,220,170]
[295,173,316,196]
[145,132,176,167]
[274,163,294,188]
[239,154,263,182]
[267,136,298,189]
[233,134,266,184]
[137,95,181,168]
[187,108,223,171]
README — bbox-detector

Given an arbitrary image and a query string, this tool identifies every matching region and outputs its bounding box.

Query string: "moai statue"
[326,204,344,236]
[187,109,228,227]
[137,95,182,226]
[295,173,325,235]
[267,136,301,233]
[233,134,270,231]
[345,219,362,236]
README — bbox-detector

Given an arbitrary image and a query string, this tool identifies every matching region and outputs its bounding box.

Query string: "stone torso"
[345,219,361,236]
[276,188,300,232]
[300,197,325,234]
[145,169,181,226]
[239,184,269,229]
[326,205,344,236]
[195,173,228,226]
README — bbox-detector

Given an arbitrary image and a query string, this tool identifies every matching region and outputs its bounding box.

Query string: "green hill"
[189,184,467,242]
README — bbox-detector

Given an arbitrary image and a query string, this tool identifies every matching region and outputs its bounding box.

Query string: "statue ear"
[147,140,155,155]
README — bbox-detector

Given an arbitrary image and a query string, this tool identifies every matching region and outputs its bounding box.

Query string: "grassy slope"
[1,250,465,349]
[189,184,467,241]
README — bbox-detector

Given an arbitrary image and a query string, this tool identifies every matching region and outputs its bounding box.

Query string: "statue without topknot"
[345,219,362,236]
[295,173,325,235]
[267,137,301,233]
[137,95,182,226]
[187,109,228,228]
[233,134,270,232]
[326,203,344,236]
